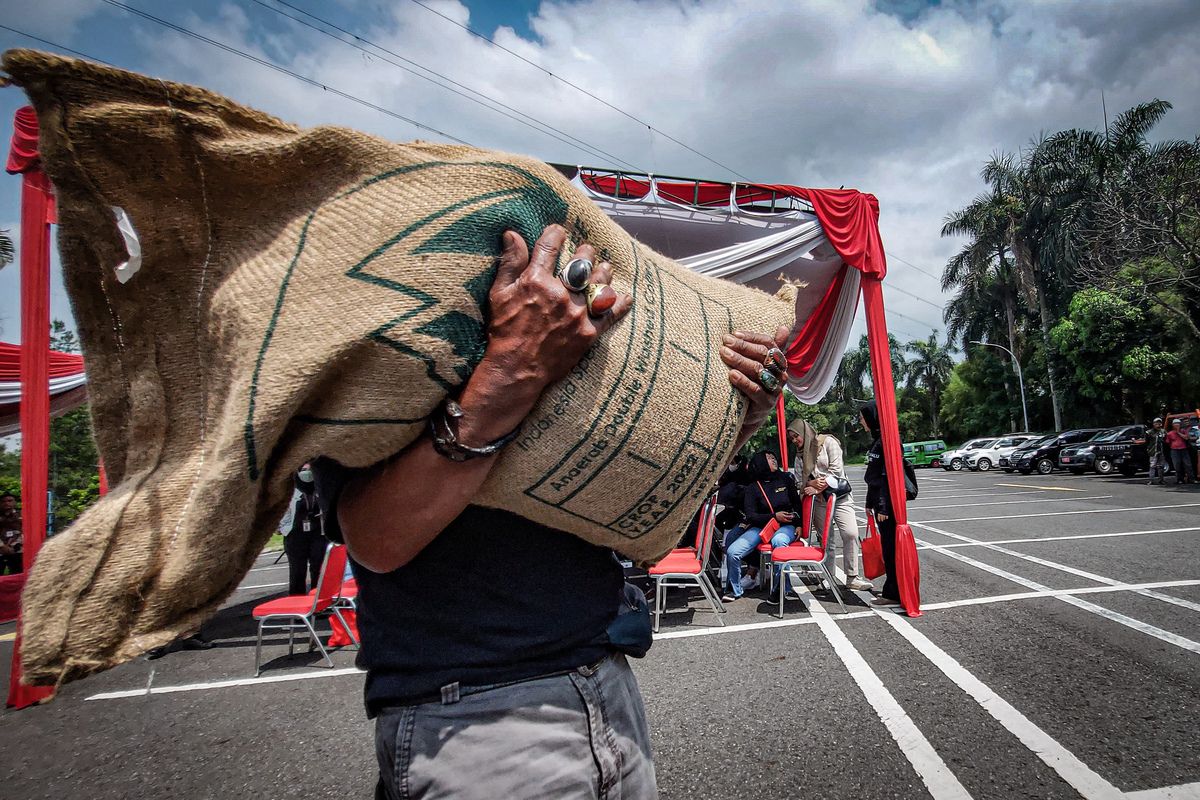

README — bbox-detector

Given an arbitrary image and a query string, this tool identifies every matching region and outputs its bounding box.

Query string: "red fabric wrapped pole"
[861,277,921,616]
[7,106,57,707]
[775,392,789,471]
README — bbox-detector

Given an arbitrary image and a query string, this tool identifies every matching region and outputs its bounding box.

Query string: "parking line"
[916,527,1200,551]
[917,495,1111,511]
[236,582,287,591]
[83,579,1200,702]
[876,610,1124,799]
[1125,781,1200,799]
[799,585,973,800]
[993,484,1086,492]
[913,524,1200,655]
[916,527,1200,614]
[913,490,1047,501]
[919,503,1200,524]
[86,667,365,700]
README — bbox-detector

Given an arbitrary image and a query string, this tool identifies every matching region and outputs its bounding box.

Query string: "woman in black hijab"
[721,451,802,601]
[861,401,901,606]
[280,462,329,595]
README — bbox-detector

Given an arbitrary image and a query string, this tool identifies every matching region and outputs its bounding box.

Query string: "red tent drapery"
[7,105,57,707]
[786,188,919,616]
[0,342,85,381]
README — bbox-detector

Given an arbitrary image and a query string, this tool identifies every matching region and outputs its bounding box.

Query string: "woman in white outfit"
[788,419,873,591]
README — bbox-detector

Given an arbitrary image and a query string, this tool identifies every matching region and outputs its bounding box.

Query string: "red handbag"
[861,513,886,580]
[755,482,783,543]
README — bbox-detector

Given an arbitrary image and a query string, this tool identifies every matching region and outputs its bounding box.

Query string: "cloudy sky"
[2,0,1199,348]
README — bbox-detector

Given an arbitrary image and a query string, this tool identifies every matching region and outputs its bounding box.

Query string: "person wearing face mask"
[279,463,328,595]
[721,451,801,602]
[861,401,901,607]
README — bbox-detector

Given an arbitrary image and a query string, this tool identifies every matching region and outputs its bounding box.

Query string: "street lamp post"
[970,340,1030,432]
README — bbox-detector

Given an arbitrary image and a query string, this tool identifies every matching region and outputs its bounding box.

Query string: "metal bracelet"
[428,399,523,462]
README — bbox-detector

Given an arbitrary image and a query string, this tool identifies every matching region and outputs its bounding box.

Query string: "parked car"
[1010,429,1103,475]
[1058,425,1148,474]
[966,434,1040,472]
[902,439,947,468]
[1000,434,1055,472]
[941,438,997,471]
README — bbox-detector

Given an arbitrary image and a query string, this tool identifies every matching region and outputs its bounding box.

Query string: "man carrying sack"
[314,224,791,800]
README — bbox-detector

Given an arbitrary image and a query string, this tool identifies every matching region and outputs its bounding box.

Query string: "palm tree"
[903,332,956,435]
[0,229,13,268]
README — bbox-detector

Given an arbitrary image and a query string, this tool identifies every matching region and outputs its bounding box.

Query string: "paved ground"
[2,466,1198,799]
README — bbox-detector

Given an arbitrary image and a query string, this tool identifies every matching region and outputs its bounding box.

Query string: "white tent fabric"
[0,373,88,406]
[568,170,858,402]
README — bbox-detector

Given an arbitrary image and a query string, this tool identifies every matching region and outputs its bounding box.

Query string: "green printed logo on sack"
[243,162,571,478]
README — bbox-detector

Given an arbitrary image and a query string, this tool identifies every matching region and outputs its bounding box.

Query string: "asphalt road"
[1,466,1198,799]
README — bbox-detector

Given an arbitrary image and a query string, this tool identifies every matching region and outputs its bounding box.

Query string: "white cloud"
[12,0,1200,346]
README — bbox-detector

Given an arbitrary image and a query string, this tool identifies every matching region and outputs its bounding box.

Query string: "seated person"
[722,451,800,601]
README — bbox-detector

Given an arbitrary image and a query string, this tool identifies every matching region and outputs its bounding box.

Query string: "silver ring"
[558,257,593,293]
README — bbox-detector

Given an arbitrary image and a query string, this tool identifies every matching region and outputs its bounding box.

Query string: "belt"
[389,655,612,708]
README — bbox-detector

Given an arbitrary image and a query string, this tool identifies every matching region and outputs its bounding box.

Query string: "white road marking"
[1126,781,1200,799]
[86,667,365,700]
[920,580,1200,612]
[249,563,287,573]
[993,483,1087,492]
[918,503,1200,524]
[876,610,1125,799]
[237,582,287,591]
[916,527,1200,551]
[798,583,973,800]
[908,490,1046,501]
[913,524,1200,655]
[919,527,1200,614]
[84,579,1200,701]
[916,495,1111,511]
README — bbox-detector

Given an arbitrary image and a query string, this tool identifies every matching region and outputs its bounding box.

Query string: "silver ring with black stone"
[558,257,593,293]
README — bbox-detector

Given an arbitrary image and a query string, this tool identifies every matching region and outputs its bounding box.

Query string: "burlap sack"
[3,50,797,684]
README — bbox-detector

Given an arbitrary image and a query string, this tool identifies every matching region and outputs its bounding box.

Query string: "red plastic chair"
[771,492,846,616]
[649,495,725,632]
[252,544,353,675]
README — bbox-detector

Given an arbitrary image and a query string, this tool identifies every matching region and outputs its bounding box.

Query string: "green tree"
[0,320,101,532]
[0,229,13,267]
[1050,285,1186,422]
[902,332,956,436]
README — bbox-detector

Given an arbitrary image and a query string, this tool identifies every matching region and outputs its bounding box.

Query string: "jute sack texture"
[3,50,798,684]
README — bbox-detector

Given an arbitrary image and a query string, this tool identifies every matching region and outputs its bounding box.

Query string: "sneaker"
[870,597,901,607]
[844,577,874,591]
[740,574,757,589]
[720,593,739,603]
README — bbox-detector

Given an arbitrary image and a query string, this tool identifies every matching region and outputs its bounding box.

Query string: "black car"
[1058,425,1149,475]
[1011,429,1103,475]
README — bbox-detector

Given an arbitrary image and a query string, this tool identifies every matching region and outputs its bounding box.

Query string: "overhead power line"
[407,0,752,181]
[96,0,473,145]
[885,250,942,282]
[885,281,944,312]
[249,0,644,172]
[0,25,115,66]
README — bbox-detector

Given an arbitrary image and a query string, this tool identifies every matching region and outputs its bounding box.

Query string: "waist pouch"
[606,582,653,658]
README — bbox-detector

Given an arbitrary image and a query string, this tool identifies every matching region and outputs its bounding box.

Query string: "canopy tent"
[556,167,860,403]
[557,164,920,617]
[0,342,88,437]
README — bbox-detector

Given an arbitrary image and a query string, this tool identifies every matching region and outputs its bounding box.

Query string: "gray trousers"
[374,654,657,799]
[812,492,862,579]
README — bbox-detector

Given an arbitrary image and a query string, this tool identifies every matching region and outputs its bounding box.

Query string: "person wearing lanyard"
[279,463,328,595]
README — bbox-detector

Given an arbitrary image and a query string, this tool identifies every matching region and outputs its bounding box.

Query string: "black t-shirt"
[312,458,622,716]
